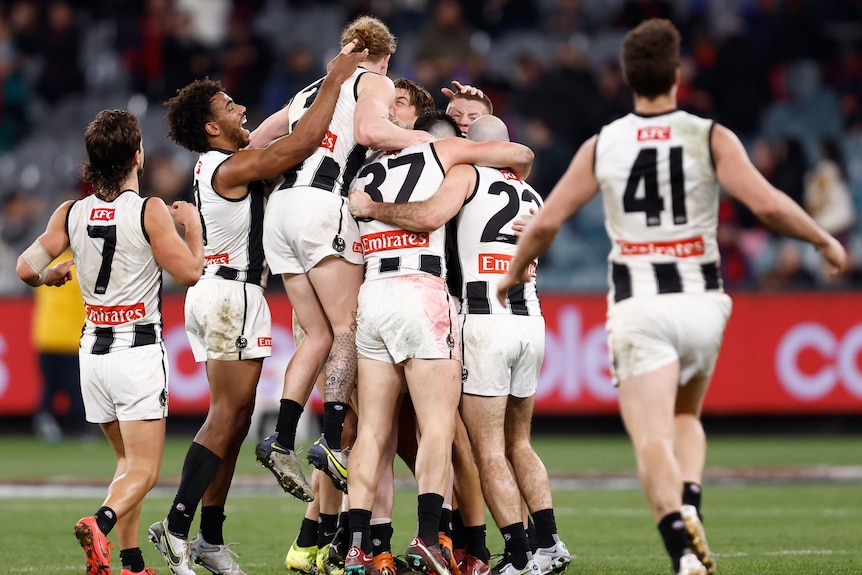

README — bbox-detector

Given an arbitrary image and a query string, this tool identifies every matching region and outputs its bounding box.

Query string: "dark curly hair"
[621,18,680,100]
[165,78,224,153]
[80,109,142,199]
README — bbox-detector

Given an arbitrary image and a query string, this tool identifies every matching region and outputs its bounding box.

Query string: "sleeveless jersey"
[193,149,267,287]
[277,68,370,197]
[593,110,723,305]
[354,142,447,281]
[66,191,163,354]
[450,166,543,316]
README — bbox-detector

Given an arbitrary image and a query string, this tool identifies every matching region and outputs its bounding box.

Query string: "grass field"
[1,433,860,574]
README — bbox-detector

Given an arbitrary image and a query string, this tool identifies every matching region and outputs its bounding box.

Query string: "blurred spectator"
[716,196,754,290]
[803,139,856,245]
[118,0,175,101]
[0,188,43,252]
[142,150,193,203]
[0,189,44,295]
[8,0,42,62]
[176,0,231,49]
[261,44,322,116]
[759,239,818,291]
[525,39,605,150]
[522,117,572,201]
[833,50,862,131]
[596,61,631,124]
[163,9,214,101]
[461,0,540,38]
[35,0,84,105]
[770,137,808,208]
[761,59,844,162]
[414,0,474,108]
[0,36,30,152]
[32,247,88,443]
[706,22,771,143]
[217,5,273,123]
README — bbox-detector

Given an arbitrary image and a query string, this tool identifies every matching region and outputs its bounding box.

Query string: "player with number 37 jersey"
[355,143,449,282]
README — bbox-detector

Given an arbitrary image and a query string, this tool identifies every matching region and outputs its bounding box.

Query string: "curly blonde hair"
[341,15,397,60]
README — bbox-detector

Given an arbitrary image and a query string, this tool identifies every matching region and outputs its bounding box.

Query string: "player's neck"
[120,171,140,195]
[633,93,677,116]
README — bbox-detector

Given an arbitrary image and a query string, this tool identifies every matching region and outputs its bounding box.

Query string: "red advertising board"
[1,292,861,416]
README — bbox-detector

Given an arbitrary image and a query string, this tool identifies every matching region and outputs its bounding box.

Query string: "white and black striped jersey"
[193,149,268,287]
[449,166,543,316]
[594,110,723,305]
[67,191,163,354]
[354,142,448,281]
[277,67,370,197]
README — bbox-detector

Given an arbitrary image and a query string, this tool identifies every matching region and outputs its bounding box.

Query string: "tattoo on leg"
[324,330,357,403]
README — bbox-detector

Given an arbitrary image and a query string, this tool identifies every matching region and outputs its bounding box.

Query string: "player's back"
[67,191,163,353]
[594,109,722,303]
[354,141,447,281]
[450,166,543,315]
[278,68,370,197]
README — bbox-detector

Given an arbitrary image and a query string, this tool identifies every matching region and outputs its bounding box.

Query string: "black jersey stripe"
[612,262,632,302]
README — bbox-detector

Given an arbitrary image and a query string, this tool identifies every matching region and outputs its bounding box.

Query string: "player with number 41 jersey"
[595,110,721,303]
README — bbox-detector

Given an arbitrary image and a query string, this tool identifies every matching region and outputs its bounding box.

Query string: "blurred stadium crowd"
[1,0,861,294]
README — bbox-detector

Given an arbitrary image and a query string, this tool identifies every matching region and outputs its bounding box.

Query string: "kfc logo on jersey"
[90,208,115,221]
[205,253,230,265]
[320,130,337,152]
[196,160,203,175]
[637,126,671,141]
[86,302,146,325]
[501,170,521,182]
[479,253,537,277]
[258,337,272,347]
[362,230,429,254]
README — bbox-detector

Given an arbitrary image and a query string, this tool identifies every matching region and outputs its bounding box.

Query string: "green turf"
[0,434,860,574]
[2,433,860,481]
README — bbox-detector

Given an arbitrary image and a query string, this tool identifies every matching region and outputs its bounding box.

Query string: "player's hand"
[46,259,74,287]
[816,235,849,278]
[348,189,375,219]
[327,39,368,79]
[170,200,200,228]
[496,273,519,306]
[512,206,538,237]
[441,80,485,101]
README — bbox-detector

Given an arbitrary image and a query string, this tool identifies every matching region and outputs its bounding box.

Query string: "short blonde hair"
[341,15,397,58]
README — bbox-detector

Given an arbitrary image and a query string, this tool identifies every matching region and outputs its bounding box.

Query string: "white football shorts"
[606,291,732,386]
[80,343,169,423]
[264,186,363,275]
[185,278,272,361]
